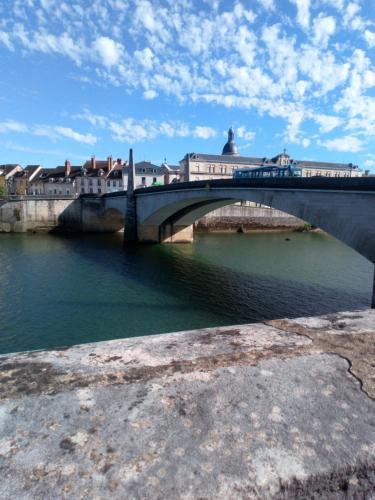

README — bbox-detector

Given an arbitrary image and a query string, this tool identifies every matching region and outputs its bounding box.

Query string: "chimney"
[65,159,71,177]
[91,155,96,169]
[117,158,122,166]
[365,170,370,176]
[107,156,113,171]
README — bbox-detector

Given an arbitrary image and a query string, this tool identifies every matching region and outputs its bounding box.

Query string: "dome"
[222,127,239,156]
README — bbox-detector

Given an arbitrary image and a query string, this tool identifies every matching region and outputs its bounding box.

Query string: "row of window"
[305,171,351,177]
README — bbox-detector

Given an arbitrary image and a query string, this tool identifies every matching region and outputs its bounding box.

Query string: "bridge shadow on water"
[58,232,371,327]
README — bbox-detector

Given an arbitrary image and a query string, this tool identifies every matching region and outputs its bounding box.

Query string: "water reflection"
[0,231,372,354]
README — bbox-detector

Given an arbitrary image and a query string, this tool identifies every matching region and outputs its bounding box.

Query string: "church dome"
[222,127,239,156]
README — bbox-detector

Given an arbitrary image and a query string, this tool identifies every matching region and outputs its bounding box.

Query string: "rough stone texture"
[1,310,375,499]
[196,205,306,232]
[0,196,126,233]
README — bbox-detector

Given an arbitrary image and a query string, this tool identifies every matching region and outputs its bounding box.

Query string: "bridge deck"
[132,177,375,196]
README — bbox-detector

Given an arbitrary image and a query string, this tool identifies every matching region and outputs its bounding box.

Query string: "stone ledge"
[1,309,375,499]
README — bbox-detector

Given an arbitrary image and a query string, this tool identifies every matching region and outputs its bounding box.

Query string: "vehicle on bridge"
[233,164,302,179]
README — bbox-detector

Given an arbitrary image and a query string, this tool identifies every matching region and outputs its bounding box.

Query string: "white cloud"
[322,135,364,152]
[192,126,216,139]
[134,47,154,70]
[313,15,336,48]
[75,111,216,143]
[364,159,375,167]
[94,37,123,67]
[0,120,28,133]
[364,30,375,48]
[258,0,275,10]
[313,114,342,133]
[290,0,311,29]
[143,89,158,100]
[237,126,255,142]
[53,126,97,145]
[0,31,14,50]
[0,118,97,145]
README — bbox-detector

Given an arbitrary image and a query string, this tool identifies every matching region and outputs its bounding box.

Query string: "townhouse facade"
[0,164,23,194]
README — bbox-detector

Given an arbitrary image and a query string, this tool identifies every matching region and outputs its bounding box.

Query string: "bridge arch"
[136,185,375,264]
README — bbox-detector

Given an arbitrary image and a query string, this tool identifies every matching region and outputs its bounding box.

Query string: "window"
[89,179,93,185]
[66,190,70,195]
[98,179,101,186]
[54,189,57,194]
[142,177,146,184]
[107,181,110,186]
[98,188,101,193]
[153,177,157,183]
[113,180,117,187]
[89,188,93,193]
[81,188,85,193]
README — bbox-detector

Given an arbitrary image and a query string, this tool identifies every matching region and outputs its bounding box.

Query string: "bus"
[233,164,302,179]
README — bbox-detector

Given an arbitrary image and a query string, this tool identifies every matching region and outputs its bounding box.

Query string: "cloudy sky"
[1,0,375,169]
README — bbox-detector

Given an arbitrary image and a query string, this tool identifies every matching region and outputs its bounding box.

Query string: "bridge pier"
[160,223,193,243]
[138,223,193,243]
[372,267,375,309]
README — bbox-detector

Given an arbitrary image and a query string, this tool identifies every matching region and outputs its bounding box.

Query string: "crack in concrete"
[267,318,375,402]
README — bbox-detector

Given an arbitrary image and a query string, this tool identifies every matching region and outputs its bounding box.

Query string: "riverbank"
[195,204,307,232]
[1,309,375,498]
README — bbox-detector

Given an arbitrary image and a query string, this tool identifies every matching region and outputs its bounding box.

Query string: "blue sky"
[0,0,375,170]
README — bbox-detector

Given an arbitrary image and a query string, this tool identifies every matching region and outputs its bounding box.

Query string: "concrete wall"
[196,204,305,231]
[0,196,80,233]
[0,196,126,233]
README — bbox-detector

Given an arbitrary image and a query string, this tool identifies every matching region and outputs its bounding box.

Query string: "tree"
[0,183,5,196]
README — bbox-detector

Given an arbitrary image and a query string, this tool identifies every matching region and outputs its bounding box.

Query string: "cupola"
[222,127,239,156]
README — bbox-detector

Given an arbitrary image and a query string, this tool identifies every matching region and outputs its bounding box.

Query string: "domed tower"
[222,127,239,156]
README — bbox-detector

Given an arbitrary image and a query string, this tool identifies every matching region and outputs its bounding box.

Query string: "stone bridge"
[1,151,375,303]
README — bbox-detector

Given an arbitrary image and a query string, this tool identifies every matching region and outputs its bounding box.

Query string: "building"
[161,160,183,184]
[12,165,43,195]
[29,161,81,196]
[77,157,125,195]
[0,164,23,194]
[180,128,362,181]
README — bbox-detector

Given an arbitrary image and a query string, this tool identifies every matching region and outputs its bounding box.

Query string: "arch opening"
[137,188,375,264]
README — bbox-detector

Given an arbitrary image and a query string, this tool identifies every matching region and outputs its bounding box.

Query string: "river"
[0,231,372,354]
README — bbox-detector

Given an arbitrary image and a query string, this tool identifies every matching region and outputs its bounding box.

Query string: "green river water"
[0,231,372,354]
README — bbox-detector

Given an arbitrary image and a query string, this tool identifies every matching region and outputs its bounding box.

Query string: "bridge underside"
[137,199,235,243]
[134,186,375,307]
[136,188,375,265]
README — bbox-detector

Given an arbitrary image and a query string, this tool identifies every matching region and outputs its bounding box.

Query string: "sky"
[0,0,375,170]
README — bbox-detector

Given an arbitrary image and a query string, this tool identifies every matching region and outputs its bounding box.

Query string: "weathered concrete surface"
[0,196,126,233]
[1,310,375,499]
[196,204,306,232]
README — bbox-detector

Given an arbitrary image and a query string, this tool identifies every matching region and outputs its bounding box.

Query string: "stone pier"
[1,309,375,498]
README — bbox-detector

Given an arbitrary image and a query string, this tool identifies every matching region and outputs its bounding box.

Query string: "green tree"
[0,183,5,196]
